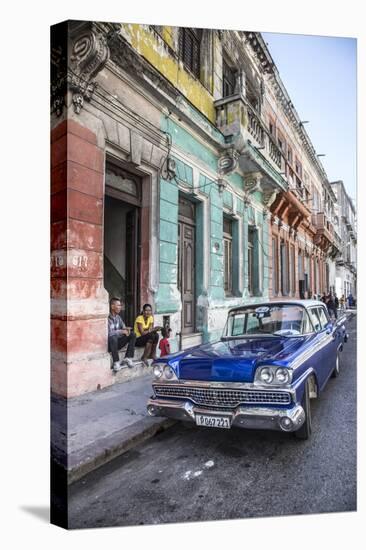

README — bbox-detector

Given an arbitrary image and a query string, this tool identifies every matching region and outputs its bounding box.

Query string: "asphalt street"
[68,315,357,529]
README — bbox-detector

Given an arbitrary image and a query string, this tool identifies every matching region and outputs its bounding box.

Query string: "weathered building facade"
[51,21,350,397]
[330,180,357,300]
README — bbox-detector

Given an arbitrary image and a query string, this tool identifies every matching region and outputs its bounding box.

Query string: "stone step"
[109,346,153,383]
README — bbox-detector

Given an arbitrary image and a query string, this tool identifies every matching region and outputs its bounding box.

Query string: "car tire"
[331,351,340,378]
[295,379,312,440]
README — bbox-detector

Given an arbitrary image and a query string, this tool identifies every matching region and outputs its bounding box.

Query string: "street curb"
[65,416,176,485]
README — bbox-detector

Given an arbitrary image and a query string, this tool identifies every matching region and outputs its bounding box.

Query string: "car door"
[307,307,331,389]
[314,306,337,388]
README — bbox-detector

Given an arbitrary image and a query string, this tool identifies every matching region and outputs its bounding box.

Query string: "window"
[247,81,259,111]
[269,120,274,136]
[223,217,233,295]
[288,167,294,188]
[272,236,279,294]
[309,308,321,332]
[301,311,313,334]
[314,258,318,294]
[277,130,286,154]
[295,157,302,178]
[248,225,259,295]
[305,254,311,294]
[287,146,293,165]
[280,240,289,295]
[226,305,314,337]
[317,307,329,329]
[289,244,295,295]
[248,229,254,295]
[179,27,202,78]
[222,58,236,98]
[298,249,303,280]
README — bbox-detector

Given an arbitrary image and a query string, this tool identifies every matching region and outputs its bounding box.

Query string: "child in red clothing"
[159,327,172,357]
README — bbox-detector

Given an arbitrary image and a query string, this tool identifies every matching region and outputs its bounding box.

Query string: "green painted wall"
[155,177,180,313]
[157,114,272,333]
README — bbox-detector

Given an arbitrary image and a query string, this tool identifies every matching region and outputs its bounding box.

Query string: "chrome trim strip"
[153,384,292,407]
[147,398,305,432]
[290,333,333,371]
[153,378,295,394]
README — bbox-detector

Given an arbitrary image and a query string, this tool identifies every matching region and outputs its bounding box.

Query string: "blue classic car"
[147,301,348,439]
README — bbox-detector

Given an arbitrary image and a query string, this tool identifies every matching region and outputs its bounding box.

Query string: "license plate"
[195,414,231,429]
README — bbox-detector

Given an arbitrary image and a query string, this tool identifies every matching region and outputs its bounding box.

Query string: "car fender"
[292,367,319,403]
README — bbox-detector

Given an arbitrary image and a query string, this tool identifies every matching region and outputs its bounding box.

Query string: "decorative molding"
[262,188,279,208]
[218,147,239,176]
[244,32,274,74]
[68,25,110,114]
[51,22,115,116]
[244,171,262,197]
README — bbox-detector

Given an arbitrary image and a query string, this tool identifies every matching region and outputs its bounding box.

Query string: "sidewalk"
[51,309,356,485]
[51,372,175,485]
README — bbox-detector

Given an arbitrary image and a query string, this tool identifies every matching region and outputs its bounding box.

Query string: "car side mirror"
[325,321,334,334]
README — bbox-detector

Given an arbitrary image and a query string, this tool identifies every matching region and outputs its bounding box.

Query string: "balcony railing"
[312,212,334,235]
[267,135,282,169]
[247,106,265,146]
[214,94,284,172]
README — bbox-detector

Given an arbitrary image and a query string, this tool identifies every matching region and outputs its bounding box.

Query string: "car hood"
[170,336,313,382]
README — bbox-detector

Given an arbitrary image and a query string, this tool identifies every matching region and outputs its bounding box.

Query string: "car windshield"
[224,304,311,338]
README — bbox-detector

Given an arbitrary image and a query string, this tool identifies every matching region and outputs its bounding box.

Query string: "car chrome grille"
[153,385,291,407]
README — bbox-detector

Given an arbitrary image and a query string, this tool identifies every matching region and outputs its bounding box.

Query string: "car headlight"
[153,363,164,379]
[153,363,178,381]
[275,367,290,384]
[255,366,292,385]
[163,365,177,380]
[259,367,274,384]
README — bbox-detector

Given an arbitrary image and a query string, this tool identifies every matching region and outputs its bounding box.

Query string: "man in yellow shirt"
[134,303,160,366]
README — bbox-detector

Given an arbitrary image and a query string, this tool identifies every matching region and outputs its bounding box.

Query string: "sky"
[262,32,357,202]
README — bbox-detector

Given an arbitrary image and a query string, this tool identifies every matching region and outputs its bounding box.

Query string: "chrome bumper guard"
[147,397,305,432]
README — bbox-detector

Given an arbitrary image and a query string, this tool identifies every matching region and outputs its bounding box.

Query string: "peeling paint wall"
[121,24,216,122]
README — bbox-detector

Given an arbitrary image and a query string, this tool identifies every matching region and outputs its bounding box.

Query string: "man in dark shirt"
[108,297,136,371]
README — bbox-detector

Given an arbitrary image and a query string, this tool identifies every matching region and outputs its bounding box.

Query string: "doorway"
[178,194,196,335]
[103,163,141,327]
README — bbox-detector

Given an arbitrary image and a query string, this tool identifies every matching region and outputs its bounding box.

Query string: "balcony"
[214,94,286,192]
[311,212,335,250]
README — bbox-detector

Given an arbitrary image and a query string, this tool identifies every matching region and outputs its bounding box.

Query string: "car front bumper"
[147,397,306,432]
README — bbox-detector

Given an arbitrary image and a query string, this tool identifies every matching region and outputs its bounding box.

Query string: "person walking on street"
[325,292,336,320]
[108,298,136,372]
[334,293,339,314]
[340,294,346,311]
[134,304,161,366]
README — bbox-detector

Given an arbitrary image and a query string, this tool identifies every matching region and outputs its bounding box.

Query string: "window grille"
[179,27,202,78]
[280,240,289,295]
[223,218,233,295]
[248,226,256,295]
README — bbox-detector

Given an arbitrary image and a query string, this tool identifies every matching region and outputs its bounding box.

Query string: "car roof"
[228,299,325,313]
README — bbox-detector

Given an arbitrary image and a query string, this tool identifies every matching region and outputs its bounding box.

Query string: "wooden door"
[178,196,196,334]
